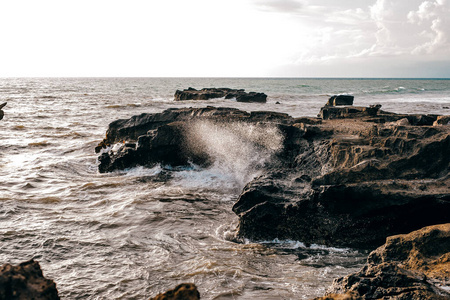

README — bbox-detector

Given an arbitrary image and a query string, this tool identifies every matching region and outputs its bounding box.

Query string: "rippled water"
[1,78,449,299]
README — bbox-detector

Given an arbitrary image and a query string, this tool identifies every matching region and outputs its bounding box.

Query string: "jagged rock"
[97,105,450,249]
[149,283,200,300]
[234,106,450,249]
[0,259,59,300]
[174,88,267,103]
[96,107,292,173]
[434,116,450,126]
[323,224,450,299]
[0,102,6,121]
[326,95,354,106]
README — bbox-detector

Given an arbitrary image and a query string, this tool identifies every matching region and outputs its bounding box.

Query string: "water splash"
[185,120,284,189]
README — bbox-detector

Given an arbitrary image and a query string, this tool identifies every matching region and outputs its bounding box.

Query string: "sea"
[1,77,449,299]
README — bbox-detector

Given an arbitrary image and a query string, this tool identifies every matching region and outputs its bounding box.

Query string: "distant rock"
[174,88,267,103]
[0,259,60,300]
[149,283,200,300]
[325,95,354,106]
[323,223,450,299]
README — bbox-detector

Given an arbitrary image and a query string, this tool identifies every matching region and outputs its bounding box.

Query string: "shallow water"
[1,77,449,299]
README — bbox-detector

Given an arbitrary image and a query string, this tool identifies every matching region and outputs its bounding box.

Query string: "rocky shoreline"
[3,93,449,299]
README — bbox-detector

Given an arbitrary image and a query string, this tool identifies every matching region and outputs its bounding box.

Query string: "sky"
[1,0,449,77]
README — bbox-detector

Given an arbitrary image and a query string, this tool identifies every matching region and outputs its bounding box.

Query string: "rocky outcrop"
[0,259,59,300]
[96,106,292,173]
[234,106,450,249]
[149,283,200,300]
[0,102,6,121]
[174,88,267,103]
[322,224,450,299]
[96,103,450,249]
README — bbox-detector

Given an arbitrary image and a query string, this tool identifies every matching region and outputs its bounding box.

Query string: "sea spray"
[184,120,284,189]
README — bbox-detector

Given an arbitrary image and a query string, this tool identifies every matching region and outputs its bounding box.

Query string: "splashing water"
[185,120,284,189]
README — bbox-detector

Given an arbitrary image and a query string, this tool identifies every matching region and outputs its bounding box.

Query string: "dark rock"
[234,107,450,249]
[326,95,354,106]
[97,104,450,250]
[0,102,6,120]
[174,88,267,103]
[96,107,293,172]
[149,283,200,300]
[0,259,60,300]
[324,224,450,299]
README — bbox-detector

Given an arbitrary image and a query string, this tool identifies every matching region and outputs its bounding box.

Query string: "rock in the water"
[326,95,354,106]
[149,283,200,300]
[0,102,6,120]
[96,107,292,173]
[174,88,267,103]
[97,104,450,249]
[0,259,60,300]
[234,106,450,249]
[324,224,450,299]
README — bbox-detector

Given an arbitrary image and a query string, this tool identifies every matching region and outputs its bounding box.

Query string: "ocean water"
[0,77,449,299]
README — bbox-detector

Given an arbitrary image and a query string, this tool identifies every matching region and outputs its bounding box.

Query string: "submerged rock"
[323,223,450,299]
[174,87,267,103]
[0,259,59,300]
[149,283,200,300]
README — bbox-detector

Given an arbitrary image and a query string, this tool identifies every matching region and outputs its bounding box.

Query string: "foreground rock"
[96,104,450,249]
[0,259,59,300]
[320,224,450,299]
[174,87,267,103]
[149,283,200,300]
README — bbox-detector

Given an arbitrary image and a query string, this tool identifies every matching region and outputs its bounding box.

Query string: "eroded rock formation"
[174,87,267,103]
[322,223,450,299]
[96,104,450,249]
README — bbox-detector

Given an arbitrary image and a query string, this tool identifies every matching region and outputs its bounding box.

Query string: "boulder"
[149,283,200,300]
[324,224,450,299]
[174,88,267,103]
[0,259,59,300]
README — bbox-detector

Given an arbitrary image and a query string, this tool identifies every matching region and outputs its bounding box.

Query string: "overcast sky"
[1,0,449,77]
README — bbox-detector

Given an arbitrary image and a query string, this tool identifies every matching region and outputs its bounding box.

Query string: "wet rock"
[323,224,450,299]
[149,283,200,300]
[97,107,293,172]
[326,95,354,106]
[174,88,267,103]
[0,259,59,300]
[97,104,450,249]
[0,102,6,120]
[234,106,450,249]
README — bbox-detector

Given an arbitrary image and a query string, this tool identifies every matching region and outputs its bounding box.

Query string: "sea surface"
[0,78,449,299]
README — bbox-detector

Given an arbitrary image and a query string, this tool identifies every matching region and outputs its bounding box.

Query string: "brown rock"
[325,224,450,299]
[149,283,200,300]
[0,259,59,300]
